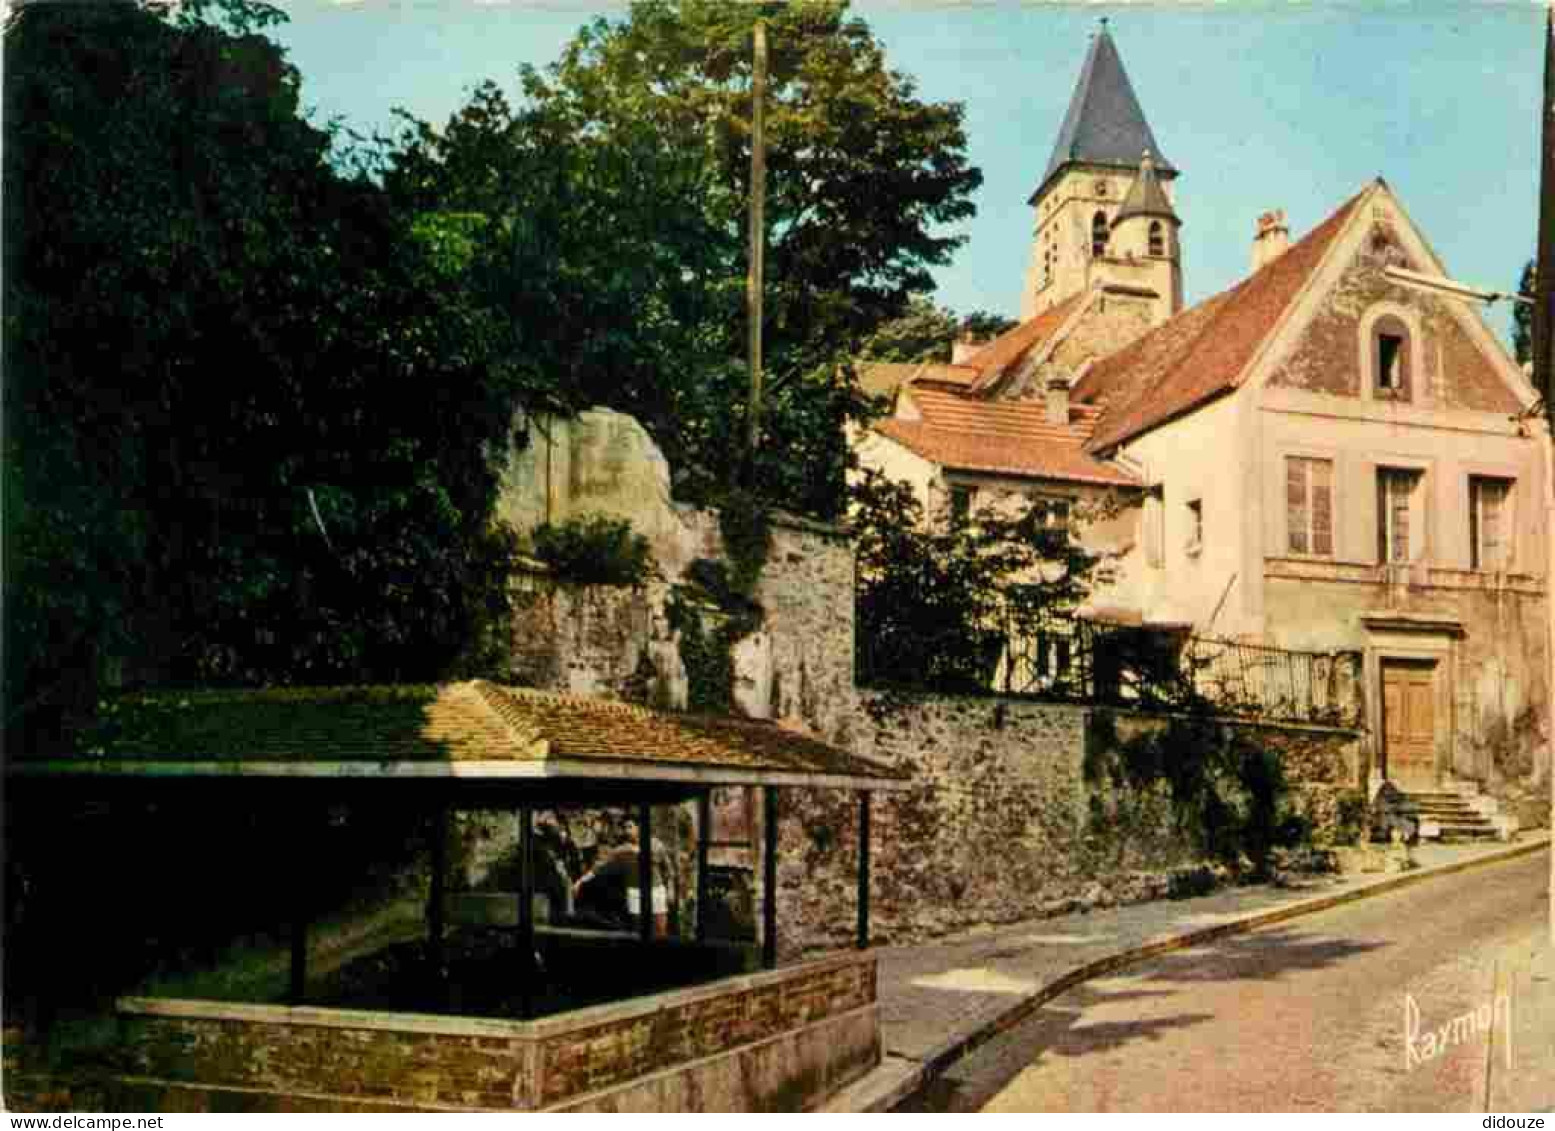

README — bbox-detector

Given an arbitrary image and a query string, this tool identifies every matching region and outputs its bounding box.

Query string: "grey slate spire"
[1032,22,1174,202]
[1113,151,1178,225]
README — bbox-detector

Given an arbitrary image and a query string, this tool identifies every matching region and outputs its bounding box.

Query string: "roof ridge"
[467,680,553,755]
[1080,185,1368,451]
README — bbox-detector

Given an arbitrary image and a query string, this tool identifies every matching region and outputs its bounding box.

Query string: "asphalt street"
[897,848,1553,1113]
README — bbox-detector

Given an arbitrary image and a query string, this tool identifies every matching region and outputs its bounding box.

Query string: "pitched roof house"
[854,22,1550,808]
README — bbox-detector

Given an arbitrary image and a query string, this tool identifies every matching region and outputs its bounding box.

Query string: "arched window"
[1091,211,1109,258]
[1370,313,1411,401]
[1148,221,1165,258]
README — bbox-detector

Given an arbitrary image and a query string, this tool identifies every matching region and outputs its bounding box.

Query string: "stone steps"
[1397,787,1502,843]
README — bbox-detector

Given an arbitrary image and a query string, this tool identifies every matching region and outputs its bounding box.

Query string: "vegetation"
[4,0,531,747]
[858,297,1016,364]
[1086,712,1308,880]
[384,0,983,516]
[852,469,1119,693]
[531,516,653,587]
[1513,259,1535,368]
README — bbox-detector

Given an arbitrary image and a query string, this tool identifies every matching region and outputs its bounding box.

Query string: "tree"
[1515,259,1536,367]
[4,1,529,743]
[851,470,1116,693]
[387,0,982,516]
[858,298,1017,364]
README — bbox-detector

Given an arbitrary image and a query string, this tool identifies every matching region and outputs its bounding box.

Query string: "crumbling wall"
[775,696,1366,957]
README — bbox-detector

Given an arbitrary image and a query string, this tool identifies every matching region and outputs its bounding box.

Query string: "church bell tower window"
[1091,211,1109,258]
[1148,221,1165,257]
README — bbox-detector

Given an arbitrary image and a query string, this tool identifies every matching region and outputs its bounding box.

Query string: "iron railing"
[856,608,1363,728]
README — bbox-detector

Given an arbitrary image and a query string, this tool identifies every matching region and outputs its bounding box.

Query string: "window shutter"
[1311,460,1333,556]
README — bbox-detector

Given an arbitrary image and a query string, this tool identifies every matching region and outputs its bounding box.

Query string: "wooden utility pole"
[746,18,769,465]
[1537,3,1555,943]
[1536,6,1555,407]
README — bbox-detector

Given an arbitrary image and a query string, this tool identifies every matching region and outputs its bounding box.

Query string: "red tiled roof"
[1076,187,1367,451]
[856,361,977,400]
[962,291,1089,391]
[874,384,1138,487]
[22,682,908,788]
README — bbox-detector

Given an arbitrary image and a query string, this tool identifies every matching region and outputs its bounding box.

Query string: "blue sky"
[269,1,1545,346]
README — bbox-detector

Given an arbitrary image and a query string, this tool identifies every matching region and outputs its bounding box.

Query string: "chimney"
[1045,375,1070,425]
[951,329,985,365]
[1252,209,1290,272]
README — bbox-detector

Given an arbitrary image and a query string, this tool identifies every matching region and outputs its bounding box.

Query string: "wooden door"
[1381,659,1436,786]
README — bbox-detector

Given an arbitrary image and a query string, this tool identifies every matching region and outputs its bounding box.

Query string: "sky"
[268,1,1547,347]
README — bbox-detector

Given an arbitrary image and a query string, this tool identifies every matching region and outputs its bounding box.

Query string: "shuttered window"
[1377,468,1423,564]
[1470,476,1512,571]
[1286,457,1334,556]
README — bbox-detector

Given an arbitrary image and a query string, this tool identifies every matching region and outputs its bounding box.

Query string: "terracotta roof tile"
[34,683,907,786]
[962,292,1088,389]
[875,384,1138,487]
[1076,187,1367,451]
[856,361,976,399]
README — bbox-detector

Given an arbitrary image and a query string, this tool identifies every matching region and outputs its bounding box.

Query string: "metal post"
[428,806,447,977]
[856,792,872,950]
[519,807,535,1020]
[696,791,712,944]
[762,786,778,970]
[638,802,654,944]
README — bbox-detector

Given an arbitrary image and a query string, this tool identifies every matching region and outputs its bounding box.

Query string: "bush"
[1329,788,1369,846]
[531,515,652,586]
[1087,713,1307,880]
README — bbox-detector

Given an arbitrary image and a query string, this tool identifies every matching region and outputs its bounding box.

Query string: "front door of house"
[1381,659,1436,786]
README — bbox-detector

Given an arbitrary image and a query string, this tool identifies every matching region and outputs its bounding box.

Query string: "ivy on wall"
[530,514,653,586]
[664,492,772,714]
[1084,710,1309,878]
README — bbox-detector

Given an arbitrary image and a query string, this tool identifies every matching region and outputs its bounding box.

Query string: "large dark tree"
[4,0,531,743]
[386,0,981,515]
[851,470,1115,694]
[1514,259,1536,367]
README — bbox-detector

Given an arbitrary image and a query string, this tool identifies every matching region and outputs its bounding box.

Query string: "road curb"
[842,835,1551,1112]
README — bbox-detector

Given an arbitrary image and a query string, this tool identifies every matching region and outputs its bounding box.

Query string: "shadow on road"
[896,926,1391,1112]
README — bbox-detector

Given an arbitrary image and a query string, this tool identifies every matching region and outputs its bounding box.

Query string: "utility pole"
[745,17,769,469]
[1537,3,1555,943]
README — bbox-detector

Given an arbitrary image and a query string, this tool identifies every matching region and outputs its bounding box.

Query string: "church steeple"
[1023,22,1181,322]
[1032,20,1175,204]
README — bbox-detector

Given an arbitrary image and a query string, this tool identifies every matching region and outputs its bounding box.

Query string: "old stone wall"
[777,695,1192,955]
[501,410,856,742]
[775,695,1366,956]
[4,956,877,1114]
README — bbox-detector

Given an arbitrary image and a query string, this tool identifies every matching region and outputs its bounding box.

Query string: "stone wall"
[3,955,877,1113]
[775,694,1365,956]
[502,409,856,742]
[777,696,1186,954]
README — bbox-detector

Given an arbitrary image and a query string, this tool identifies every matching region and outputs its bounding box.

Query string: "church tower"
[1023,21,1182,323]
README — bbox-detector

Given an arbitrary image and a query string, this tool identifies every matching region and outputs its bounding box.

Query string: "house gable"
[1259,188,1532,414]
[1075,186,1366,453]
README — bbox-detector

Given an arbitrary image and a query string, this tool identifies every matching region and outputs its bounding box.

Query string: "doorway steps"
[1396,783,1515,843]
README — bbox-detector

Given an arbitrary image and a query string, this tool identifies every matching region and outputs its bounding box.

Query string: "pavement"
[822,831,1553,1112]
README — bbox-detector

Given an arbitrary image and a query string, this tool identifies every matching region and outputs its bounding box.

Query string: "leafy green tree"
[852,469,1116,693]
[4,0,528,743]
[1514,259,1536,367]
[859,298,1017,364]
[386,0,981,516]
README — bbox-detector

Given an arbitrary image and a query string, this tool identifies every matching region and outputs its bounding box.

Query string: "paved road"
[899,849,1552,1113]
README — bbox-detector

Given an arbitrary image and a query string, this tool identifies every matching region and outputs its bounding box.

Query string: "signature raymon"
[1403,989,1513,1071]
